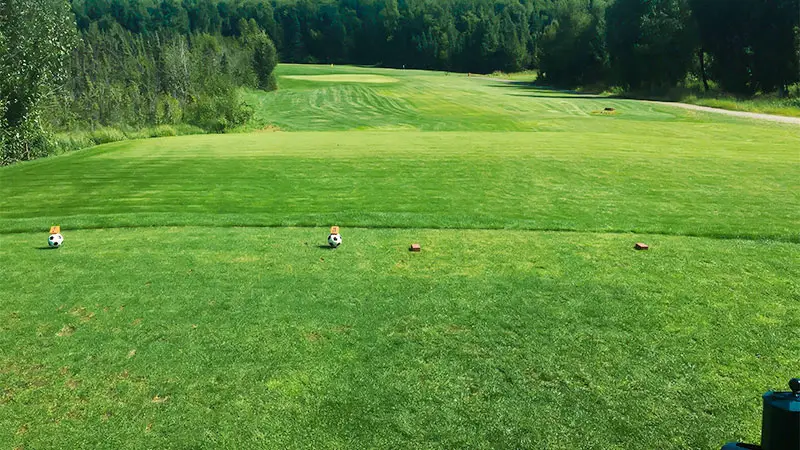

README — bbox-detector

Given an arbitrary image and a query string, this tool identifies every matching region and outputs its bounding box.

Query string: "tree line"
[55,20,276,132]
[2,0,799,164]
[67,0,799,93]
[1,0,277,164]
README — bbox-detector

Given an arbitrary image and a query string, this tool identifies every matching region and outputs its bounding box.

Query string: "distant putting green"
[1,64,798,449]
[282,74,399,83]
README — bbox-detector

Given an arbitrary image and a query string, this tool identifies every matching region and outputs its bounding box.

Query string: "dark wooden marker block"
[634,242,649,250]
[410,244,421,252]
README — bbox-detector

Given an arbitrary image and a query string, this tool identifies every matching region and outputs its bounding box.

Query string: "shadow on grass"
[317,245,336,250]
[36,246,58,250]
[488,82,609,100]
[506,93,607,100]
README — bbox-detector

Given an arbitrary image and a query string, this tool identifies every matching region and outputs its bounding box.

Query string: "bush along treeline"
[1,0,277,165]
[54,21,276,133]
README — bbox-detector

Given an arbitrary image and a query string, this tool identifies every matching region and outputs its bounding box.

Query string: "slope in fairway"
[1,65,799,449]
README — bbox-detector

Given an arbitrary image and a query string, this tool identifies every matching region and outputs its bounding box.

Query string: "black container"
[761,378,800,450]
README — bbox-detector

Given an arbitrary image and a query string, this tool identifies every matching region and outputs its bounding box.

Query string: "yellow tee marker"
[49,225,61,234]
[330,226,339,234]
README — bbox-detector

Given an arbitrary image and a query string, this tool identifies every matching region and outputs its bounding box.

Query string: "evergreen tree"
[607,0,696,91]
[251,29,278,90]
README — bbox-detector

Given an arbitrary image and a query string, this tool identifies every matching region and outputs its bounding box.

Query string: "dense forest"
[2,0,799,164]
[65,0,800,91]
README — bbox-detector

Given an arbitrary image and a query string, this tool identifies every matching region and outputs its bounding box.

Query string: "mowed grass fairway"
[2,65,799,449]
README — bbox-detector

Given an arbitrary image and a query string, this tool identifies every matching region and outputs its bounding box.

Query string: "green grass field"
[2,64,799,449]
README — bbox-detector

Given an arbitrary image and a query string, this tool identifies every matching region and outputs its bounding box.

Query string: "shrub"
[89,127,126,145]
[52,132,94,153]
[265,73,279,92]
[185,91,253,132]
[1,117,53,165]
[788,83,800,98]
[251,32,278,91]
[150,125,178,137]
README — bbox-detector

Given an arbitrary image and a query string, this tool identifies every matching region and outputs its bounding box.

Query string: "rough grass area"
[51,124,206,154]
[1,64,798,449]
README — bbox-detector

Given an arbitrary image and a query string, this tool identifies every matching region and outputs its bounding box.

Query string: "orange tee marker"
[330,226,340,234]
[49,225,61,234]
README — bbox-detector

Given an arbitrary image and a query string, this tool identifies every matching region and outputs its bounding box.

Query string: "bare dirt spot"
[70,307,86,315]
[145,423,153,433]
[127,349,137,359]
[446,324,470,334]
[57,325,76,337]
[16,425,28,435]
[65,378,80,390]
[256,125,282,132]
[66,306,96,322]
[332,325,353,334]
[306,331,323,342]
[152,395,169,403]
[132,318,142,326]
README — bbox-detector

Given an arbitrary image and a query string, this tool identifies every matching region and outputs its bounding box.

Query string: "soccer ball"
[48,233,64,248]
[327,233,342,248]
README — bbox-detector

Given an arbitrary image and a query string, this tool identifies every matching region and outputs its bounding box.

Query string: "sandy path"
[644,100,800,125]
[477,77,800,125]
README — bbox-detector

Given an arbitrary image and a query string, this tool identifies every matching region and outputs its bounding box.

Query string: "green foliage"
[51,123,204,154]
[538,0,609,87]
[185,91,253,132]
[0,0,75,164]
[150,124,179,137]
[690,0,800,95]
[606,0,696,91]
[250,31,278,90]
[156,95,183,125]
[89,126,126,144]
[49,25,264,142]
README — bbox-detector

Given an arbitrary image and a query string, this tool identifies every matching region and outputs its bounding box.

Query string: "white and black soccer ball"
[48,233,64,248]
[327,233,342,248]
